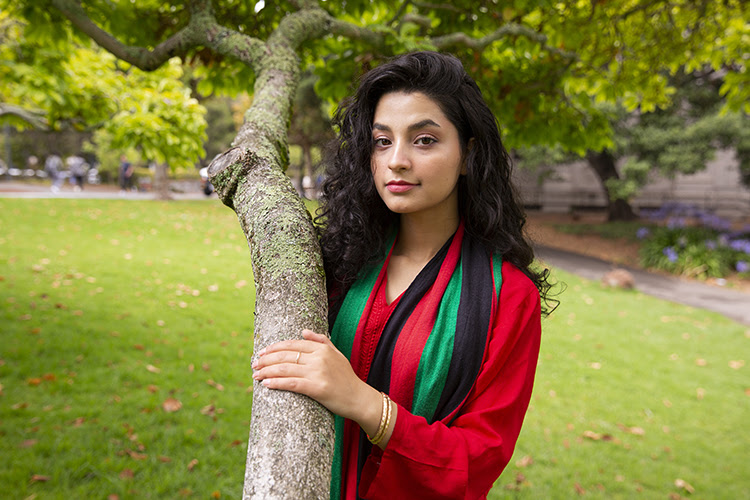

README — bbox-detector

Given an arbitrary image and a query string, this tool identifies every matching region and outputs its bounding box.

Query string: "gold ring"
[295,352,301,364]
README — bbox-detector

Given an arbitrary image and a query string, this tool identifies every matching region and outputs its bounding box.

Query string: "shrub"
[638,203,750,279]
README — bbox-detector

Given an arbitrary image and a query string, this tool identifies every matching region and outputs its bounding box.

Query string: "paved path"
[536,245,750,326]
[2,181,747,325]
[0,180,212,201]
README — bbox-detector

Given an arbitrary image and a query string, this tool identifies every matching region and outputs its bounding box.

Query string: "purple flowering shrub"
[638,202,750,279]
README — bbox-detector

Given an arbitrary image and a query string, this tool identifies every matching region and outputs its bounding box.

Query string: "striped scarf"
[329,222,503,499]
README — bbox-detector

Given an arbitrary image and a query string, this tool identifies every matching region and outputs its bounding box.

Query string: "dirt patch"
[526,212,641,267]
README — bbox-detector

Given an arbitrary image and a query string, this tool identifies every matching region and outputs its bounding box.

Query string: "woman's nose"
[387,142,410,171]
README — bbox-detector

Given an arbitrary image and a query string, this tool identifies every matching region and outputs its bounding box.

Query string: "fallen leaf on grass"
[126,450,147,460]
[617,424,645,436]
[575,483,585,495]
[146,364,161,374]
[147,385,159,393]
[516,455,534,467]
[229,440,243,448]
[675,478,695,494]
[729,360,745,370]
[27,378,42,386]
[201,405,216,418]
[211,491,221,499]
[158,456,172,463]
[206,379,224,391]
[187,459,199,471]
[108,494,120,500]
[20,439,38,448]
[119,469,134,480]
[30,474,51,483]
[582,430,613,441]
[162,398,182,412]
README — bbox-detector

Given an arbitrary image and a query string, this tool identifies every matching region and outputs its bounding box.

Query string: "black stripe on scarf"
[432,235,493,424]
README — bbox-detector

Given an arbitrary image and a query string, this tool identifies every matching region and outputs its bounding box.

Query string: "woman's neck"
[393,211,460,264]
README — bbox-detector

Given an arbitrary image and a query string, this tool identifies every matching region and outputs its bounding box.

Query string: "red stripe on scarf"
[388,224,465,411]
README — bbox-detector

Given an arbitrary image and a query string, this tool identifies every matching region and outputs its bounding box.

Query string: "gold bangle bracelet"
[368,393,389,445]
[370,393,392,446]
[379,396,393,446]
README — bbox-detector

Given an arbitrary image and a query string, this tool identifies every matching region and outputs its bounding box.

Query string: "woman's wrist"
[351,383,385,437]
[352,383,398,449]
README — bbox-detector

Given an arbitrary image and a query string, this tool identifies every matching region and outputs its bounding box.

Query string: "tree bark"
[153,162,171,201]
[209,146,334,499]
[585,150,638,221]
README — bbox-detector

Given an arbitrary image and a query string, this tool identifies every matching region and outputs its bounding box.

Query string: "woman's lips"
[386,181,416,193]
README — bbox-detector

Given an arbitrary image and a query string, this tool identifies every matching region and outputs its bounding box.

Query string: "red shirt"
[342,262,542,499]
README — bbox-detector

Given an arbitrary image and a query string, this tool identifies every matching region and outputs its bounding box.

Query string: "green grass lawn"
[1,199,748,499]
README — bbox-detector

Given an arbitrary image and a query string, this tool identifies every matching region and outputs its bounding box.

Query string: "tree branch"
[49,0,196,70]
[412,1,462,13]
[49,0,268,72]
[402,13,433,31]
[388,0,414,26]
[0,103,48,129]
[431,22,578,61]
[327,17,388,49]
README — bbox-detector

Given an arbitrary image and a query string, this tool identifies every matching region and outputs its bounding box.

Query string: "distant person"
[119,155,134,192]
[67,154,88,192]
[44,153,63,193]
[199,166,214,196]
[27,155,39,170]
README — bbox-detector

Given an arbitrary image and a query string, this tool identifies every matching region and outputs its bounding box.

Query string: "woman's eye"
[415,136,436,145]
[374,137,391,147]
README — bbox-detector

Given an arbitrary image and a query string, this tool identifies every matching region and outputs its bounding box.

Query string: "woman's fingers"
[302,329,330,344]
[252,349,303,371]
[258,330,328,357]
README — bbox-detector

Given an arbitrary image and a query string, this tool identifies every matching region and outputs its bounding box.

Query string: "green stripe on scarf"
[411,262,462,420]
[493,254,503,297]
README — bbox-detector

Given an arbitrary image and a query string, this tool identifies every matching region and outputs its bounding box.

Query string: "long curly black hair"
[316,51,556,315]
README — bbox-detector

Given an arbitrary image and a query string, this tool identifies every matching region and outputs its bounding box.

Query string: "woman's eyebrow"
[372,119,442,132]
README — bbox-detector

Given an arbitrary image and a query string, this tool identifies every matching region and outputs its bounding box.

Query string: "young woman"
[252,51,553,499]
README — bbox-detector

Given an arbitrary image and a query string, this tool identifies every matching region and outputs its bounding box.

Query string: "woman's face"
[370,91,465,221]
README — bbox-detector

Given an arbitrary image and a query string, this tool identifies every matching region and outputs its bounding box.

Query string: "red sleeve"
[359,263,542,499]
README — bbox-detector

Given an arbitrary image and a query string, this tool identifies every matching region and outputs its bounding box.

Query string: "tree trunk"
[153,162,171,201]
[585,150,638,221]
[209,149,333,498]
[202,15,337,498]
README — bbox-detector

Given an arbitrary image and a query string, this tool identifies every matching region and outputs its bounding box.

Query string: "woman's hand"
[252,330,383,430]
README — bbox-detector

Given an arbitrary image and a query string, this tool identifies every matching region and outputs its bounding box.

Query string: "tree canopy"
[4,0,746,162]
[0,9,206,170]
